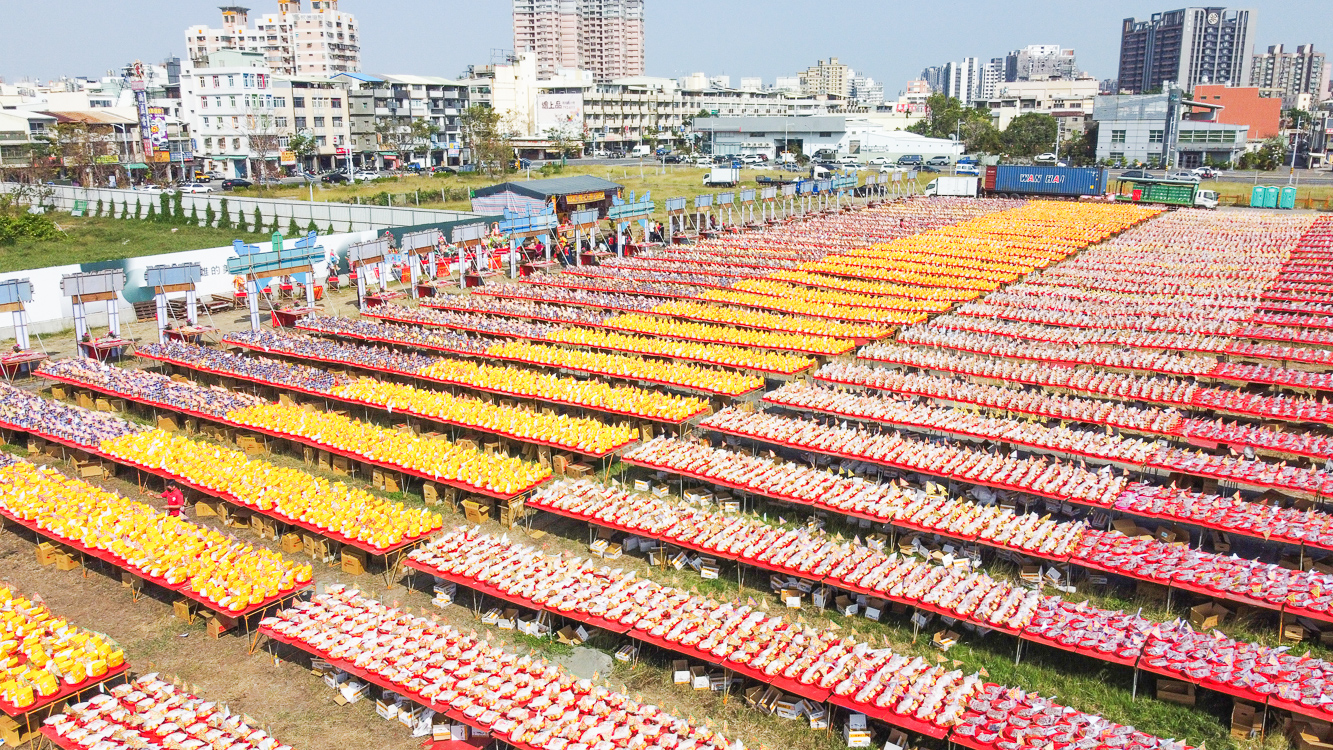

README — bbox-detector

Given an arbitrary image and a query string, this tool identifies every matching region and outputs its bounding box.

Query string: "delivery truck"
[923,176,979,197]
[981,165,1108,199]
[703,167,740,187]
[1115,179,1219,209]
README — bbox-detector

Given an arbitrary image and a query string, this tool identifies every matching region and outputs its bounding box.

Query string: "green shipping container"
[1279,186,1297,209]
[1143,183,1197,206]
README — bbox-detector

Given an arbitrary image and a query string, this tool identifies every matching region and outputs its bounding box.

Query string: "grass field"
[0,215,272,273]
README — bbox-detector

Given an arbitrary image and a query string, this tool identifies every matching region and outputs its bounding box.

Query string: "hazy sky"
[3,0,1331,91]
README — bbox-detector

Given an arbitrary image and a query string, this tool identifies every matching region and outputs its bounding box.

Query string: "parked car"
[1034,152,1059,163]
[1166,170,1201,183]
[353,170,380,180]
[429,166,457,175]
[1118,169,1158,180]
[867,156,890,165]
[926,155,952,166]
[663,154,687,164]
[957,156,979,166]
[919,165,941,173]
[321,171,349,183]
[897,154,924,166]
[1192,166,1217,179]
[176,182,214,194]
[955,165,981,176]
[220,178,253,190]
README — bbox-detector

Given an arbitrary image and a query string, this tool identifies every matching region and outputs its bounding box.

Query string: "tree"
[544,124,581,164]
[287,132,318,173]
[908,94,1001,154]
[1061,122,1098,166]
[460,105,512,178]
[1239,137,1286,170]
[49,122,116,187]
[243,109,284,187]
[253,207,264,234]
[205,203,216,228]
[217,198,232,230]
[1002,113,1059,158]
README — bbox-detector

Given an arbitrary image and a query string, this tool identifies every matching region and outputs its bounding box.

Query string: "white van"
[630,145,652,157]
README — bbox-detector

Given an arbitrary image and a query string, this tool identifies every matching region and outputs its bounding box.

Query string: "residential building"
[1190,84,1281,140]
[1099,78,1120,94]
[849,75,884,106]
[336,73,469,170]
[1250,44,1326,108]
[512,0,644,83]
[739,77,763,90]
[774,77,801,93]
[691,115,960,161]
[279,75,353,171]
[799,58,852,99]
[943,58,982,105]
[977,78,1099,137]
[1094,89,1249,167]
[181,50,284,179]
[184,1,360,77]
[1117,7,1254,93]
[0,111,55,172]
[1005,45,1079,82]
[920,66,947,94]
[980,58,1006,99]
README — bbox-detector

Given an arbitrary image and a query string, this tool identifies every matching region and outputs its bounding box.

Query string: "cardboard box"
[1284,623,1309,643]
[206,616,230,639]
[303,534,330,561]
[173,599,196,624]
[835,595,860,617]
[932,629,961,651]
[332,454,352,475]
[614,644,638,662]
[282,533,303,554]
[157,414,178,432]
[342,549,367,576]
[497,608,519,630]
[864,597,887,621]
[690,666,709,690]
[55,551,80,571]
[339,681,370,704]
[462,499,490,525]
[35,541,57,566]
[757,687,782,715]
[0,715,35,747]
[237,435,265,455]
[1189,602,1231,631]
[1231,703,1262,739]
[672,660,691,684]
[1156,678,1195,706]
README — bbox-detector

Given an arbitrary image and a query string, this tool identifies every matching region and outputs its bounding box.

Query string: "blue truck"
[982,165,1108,199]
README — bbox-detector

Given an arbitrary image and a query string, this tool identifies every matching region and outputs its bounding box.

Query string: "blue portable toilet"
[1250,185,1266,207]
[1279,186,1297,209]
[1263,185,1279,208]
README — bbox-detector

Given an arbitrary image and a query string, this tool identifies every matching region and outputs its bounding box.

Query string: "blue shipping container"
[990,166,1107,197]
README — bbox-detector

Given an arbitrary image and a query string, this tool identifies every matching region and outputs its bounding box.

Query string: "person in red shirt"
[162,483,186,517]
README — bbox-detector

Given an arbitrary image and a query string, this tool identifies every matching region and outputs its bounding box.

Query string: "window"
[294,117,307,128]
[227,75,235,87]
[204,137,213,149]
[231,116,240,128]
[232,138,241,150]
[275,116,289,128]
[201,98,208,109]
[212,75,220,88]
[292,96,305,108]
[1149,130,1164,143]
[215,96,223,108]
[229,95,237,107]
[278,136,290,148]
[1109,151,1125,161]
[331,98,342,108]
[316,135,326,146]
[202,116,209,127]
[314,116,326,127]
[1111,129,1126,144]
[332,116,343,128]
[273,97,286,108]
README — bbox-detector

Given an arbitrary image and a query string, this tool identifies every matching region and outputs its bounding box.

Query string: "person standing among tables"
[162,482,186,517]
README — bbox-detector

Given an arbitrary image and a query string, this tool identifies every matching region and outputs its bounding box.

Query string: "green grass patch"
[0,216,271,273]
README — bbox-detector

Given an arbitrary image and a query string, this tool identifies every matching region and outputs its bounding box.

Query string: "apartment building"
[185,1,360,77]
[512,0,644,82]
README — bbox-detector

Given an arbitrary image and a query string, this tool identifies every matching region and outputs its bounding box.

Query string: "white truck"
[703,167,740,187]
[923,176,979,198]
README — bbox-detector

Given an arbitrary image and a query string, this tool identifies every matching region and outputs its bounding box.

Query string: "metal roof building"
[470,175,624,217]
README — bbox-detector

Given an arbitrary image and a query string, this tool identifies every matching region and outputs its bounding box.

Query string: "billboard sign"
[535,93,584,134]
[147,106,168,153]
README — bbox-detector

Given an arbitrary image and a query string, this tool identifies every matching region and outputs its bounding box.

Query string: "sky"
[2,0,1331,91]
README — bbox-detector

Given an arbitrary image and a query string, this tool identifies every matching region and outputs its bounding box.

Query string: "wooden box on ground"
[1157,678,1195,706]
